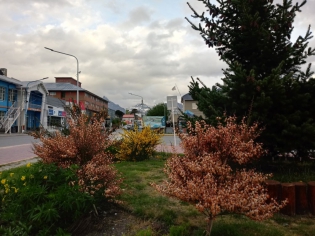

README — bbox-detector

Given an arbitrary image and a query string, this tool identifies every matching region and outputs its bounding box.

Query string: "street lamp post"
[23,77,49,132]
[171,97,176,146]
[167,96,177,146]
[44,47,80,104]
[129,93,143,105]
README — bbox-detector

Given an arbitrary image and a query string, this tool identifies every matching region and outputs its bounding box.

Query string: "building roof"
[123,114,135,118]
[44,82,85,91]
[46,96,66,108]
[20,81,49,95]
[181,93,193,103]
[0,75,22,86]
[44,82,108,103]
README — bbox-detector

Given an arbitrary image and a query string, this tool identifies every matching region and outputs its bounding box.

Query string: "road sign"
[166,96,177,110]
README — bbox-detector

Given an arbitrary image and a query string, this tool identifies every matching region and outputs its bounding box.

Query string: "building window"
[0,87,5,101]
[0,111,5,120]
[50,92,56,95]
[61,92,66,98]
[192,103,198,110]
[8,89,16,102]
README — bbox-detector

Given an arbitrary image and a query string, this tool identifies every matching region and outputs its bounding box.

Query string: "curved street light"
[44,47,80,104]
[26,77,49,89]
[129,93,143,105]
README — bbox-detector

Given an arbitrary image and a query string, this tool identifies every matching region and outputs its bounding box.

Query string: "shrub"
[0,162,93,235]
[153,117,287,236]
[32,114,122,201]
[118,126,161,161]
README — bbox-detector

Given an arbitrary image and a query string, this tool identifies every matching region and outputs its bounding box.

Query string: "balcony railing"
[28,103,42,110]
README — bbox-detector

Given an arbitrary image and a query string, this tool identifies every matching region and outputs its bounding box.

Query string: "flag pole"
[175,84,182,97]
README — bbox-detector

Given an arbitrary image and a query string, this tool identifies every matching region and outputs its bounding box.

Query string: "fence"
[265,180,315,216]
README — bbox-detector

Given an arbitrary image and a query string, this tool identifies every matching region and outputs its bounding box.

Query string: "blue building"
[20,81,48,132]
[0,68,49,133]
[0,68,22,133]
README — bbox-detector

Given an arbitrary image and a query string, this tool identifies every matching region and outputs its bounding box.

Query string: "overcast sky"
[0,0,314,110]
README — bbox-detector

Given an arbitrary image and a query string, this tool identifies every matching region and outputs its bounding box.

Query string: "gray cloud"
[120,6,153,29]
[1,0,314,109]
[129,6,152,25]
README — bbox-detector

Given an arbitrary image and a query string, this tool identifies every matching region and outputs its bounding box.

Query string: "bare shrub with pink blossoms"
[153,116,287,235]
[32,114,122,201]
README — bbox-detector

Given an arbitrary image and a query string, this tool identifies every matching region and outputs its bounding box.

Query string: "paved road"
[0,134,39,148]
[0,134,40,167]
[110,129,181,146]
[0,131,183,169]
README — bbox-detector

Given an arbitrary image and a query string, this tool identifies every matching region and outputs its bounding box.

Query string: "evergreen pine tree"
[186,0,315,159]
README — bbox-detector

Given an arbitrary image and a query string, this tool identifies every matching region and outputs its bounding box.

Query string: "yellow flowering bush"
[118,126,161,161]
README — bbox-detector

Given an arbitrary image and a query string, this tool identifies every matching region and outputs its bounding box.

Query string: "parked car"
[123,124,133,130]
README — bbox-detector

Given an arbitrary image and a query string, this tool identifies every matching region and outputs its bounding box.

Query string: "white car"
[123,124,133,130]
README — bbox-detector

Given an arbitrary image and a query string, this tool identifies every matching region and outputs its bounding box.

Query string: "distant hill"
[103,96,126,114]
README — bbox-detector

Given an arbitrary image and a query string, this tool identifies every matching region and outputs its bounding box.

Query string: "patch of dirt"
[68,203,168,236]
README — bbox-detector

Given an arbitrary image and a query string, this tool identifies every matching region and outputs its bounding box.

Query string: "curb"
[0,157,39,171]
[0,134,29,137]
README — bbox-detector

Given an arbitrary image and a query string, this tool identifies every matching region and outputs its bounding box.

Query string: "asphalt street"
[0,130,182,169]
[0,134,39,148]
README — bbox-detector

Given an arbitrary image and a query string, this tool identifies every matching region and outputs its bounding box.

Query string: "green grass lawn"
[114,156,315,236]
[2,156,315,235]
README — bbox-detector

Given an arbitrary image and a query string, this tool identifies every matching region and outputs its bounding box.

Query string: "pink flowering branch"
[153,116,287,235]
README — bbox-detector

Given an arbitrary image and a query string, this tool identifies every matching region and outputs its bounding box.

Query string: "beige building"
[181,93,205,118]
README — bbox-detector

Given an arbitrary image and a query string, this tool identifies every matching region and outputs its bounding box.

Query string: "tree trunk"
[206,218,214,236]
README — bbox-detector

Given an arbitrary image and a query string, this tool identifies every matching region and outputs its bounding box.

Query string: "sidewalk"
[155,144,183,153]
